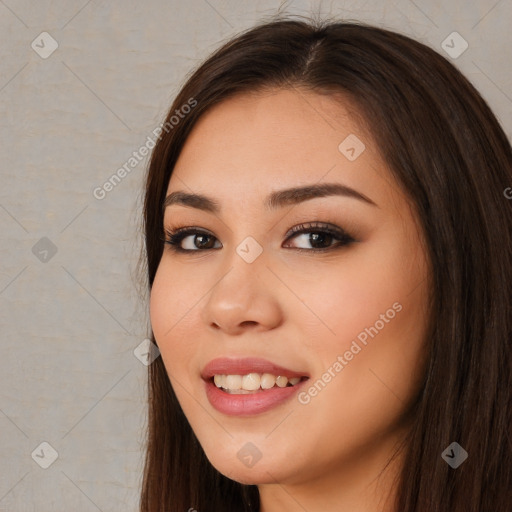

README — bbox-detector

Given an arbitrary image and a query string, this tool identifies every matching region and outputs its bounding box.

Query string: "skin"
[150,87,431,512]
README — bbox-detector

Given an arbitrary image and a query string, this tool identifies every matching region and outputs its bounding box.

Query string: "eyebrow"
[163,182,378,213]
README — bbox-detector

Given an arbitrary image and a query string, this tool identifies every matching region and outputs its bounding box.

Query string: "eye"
[163,222,355,253]
[163,227,221,252]
[283,222,355,251]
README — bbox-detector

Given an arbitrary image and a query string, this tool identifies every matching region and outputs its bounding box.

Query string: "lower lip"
[204,378,308,416]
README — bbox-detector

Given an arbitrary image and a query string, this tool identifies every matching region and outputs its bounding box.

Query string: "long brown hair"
[139,15,512,511]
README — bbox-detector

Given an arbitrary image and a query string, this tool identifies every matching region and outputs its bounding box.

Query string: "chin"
[208,455,285,485]
[221,467,278,485]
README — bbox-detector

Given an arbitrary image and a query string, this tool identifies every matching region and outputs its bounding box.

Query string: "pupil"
[196,234,212,248]
[310,232,332,248]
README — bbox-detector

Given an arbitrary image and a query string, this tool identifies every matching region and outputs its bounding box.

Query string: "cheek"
[293,250,415,352]
[289,270,428,464]
[149,266,173,342]
[149,263,200,371]
[295,236,429,402]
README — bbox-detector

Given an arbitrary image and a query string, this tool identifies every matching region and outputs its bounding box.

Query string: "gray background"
[0,0,510,510]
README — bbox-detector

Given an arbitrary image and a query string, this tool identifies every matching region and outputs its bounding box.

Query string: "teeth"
[276,376,288,388]
[260,373,276,389]
[225,375,242,390]
[242,373,260,391]
[213,373,303,393]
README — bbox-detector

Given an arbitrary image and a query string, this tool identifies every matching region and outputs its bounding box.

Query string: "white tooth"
[225,374,242,390]
[260,373,276,389]
[215,373,303,391]
[242,373,261,391]
[276,376,288,388]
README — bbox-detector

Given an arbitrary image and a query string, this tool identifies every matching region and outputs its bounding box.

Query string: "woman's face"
[150,88,430,503]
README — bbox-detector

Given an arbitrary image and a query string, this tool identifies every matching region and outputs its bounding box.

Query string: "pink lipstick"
[201,357,309,416]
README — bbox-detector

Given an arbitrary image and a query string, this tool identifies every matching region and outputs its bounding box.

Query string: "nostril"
[240,321,258,328]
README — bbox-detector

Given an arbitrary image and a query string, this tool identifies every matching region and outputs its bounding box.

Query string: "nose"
[200,250,284,335]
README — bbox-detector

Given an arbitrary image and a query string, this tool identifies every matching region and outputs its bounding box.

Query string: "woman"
[139,16,512,512]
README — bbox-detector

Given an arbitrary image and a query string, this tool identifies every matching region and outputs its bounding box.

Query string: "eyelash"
[162,221,355,254]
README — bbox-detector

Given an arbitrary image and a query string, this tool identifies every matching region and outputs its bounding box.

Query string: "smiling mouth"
[211,373,309,394]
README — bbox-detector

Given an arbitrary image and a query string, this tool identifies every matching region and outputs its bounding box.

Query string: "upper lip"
[201,357,310,380]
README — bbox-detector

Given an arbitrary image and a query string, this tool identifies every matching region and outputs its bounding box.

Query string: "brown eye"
[163,222,355,254]
[164,228,221,252]
[283,222,355,252]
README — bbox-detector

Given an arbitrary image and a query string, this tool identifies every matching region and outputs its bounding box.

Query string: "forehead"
[167,88,394,210]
